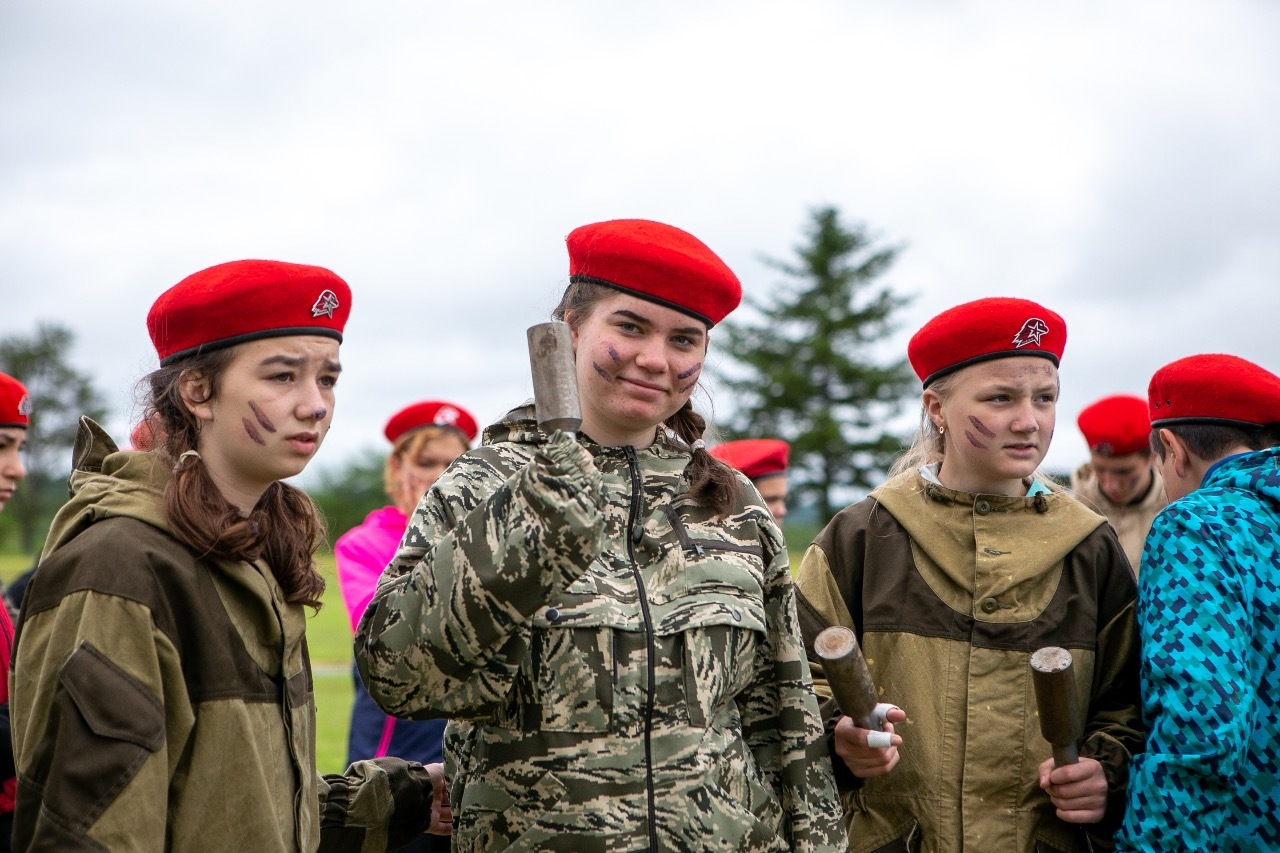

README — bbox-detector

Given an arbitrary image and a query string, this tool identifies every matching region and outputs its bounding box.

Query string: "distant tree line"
[3,206,918,558]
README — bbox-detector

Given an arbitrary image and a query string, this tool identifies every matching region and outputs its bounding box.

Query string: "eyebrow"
[259,354,343,373]
[612,309,705,338]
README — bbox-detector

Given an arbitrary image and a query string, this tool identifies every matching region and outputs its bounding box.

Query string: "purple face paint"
[676,363,702,380]
[243,418,267,446]
[678,380,697,393]
[606,345,622,364]
[248,401,277,433]
[964,430,988,450]
[968,415,996,439]
[593,363,614,383]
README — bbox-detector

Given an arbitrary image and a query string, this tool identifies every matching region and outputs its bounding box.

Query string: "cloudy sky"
[3,0,1278,487]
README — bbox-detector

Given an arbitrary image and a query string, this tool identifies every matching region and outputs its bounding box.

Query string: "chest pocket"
[506,591,629,735]
[654,519,770,728]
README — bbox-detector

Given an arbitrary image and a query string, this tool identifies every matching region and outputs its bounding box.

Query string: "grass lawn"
[5,527,817,778]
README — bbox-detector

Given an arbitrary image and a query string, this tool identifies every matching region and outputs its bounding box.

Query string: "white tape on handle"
[866,703,900,749]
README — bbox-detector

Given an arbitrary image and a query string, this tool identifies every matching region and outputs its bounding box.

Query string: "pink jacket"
[335,506,408,633]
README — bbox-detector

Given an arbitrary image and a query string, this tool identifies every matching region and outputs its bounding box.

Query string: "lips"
[288,432,320,453]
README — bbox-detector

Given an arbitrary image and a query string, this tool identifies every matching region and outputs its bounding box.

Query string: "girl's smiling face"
[570,291,708,448]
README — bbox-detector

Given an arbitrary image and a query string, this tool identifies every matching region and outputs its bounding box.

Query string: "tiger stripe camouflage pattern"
[354,404,847,852]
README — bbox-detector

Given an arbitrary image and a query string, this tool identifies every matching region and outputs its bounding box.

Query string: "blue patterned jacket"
[1117,447,1280,851]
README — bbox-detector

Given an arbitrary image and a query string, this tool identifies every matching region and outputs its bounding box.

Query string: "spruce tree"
[715,206,916,523]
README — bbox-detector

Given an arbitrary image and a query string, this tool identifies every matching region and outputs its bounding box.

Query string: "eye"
[270,372,293,383]
[319,374,339,389]
[671,334,698,348]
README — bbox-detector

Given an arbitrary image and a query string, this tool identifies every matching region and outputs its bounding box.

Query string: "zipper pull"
[631,520,645,543]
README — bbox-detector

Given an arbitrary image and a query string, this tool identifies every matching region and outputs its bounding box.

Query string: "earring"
[938,424,946,436]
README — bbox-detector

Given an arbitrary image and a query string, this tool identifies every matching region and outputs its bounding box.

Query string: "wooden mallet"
[1030,646,1082,766]
[814,625,892,748]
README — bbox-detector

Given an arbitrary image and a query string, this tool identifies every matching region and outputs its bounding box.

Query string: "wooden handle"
[1031,646,1081,766]
[527,322,581,437]
[814,626,880,730]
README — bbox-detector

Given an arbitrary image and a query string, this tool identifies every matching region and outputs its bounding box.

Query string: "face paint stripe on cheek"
[248,400,277,433]
[243,418,267,446]
[606,345,622,364]
[593,363,614,383]
[968,415,996,438]
[676,363,701,380]
[964,430,988,450]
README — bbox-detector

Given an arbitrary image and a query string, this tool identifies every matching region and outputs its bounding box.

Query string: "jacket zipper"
[623,445,659,852]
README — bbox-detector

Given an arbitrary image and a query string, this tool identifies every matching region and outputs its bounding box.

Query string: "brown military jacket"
[10,419,434,851]
[795,470,1143,853]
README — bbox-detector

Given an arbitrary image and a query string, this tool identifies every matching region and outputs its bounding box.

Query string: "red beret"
[129,413,164,451]
[1077,394,1150,456]
[148,259,352,366]
[384,400,478,446]
[566,219,742,327]
[710,438,789,480]
[1149,354,1280,429]
[908,297,1067,388]
[0,372,31,429]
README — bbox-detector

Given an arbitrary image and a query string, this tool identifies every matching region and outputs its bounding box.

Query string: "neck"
[578,415,658,449]
[203,466,268,515]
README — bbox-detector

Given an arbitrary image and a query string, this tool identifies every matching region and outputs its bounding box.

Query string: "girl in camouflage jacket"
[356,220,847,852]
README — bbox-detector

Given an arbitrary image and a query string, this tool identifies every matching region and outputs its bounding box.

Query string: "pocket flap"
[58,642,165,752]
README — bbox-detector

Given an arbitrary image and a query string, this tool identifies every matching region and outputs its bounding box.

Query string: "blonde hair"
[384,425,471,502]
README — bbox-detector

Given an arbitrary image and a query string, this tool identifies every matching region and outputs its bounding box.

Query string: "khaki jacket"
[10,419,434,851]
[1069,463,1167,572]
[795,471,1143,853]
[356,405,847,852]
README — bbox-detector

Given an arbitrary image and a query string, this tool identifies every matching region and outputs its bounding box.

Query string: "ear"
[922,388,944,430]
[1157,428,1189,477]
[179,371,215,424]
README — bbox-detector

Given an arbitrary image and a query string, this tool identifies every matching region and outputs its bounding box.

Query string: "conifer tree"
[716,206,916,523]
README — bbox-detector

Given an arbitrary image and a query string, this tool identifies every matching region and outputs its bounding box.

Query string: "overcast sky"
[3,0,1279,489]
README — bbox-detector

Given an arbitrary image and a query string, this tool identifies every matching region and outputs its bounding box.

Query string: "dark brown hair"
[1151,422,1279,462]
[554,280,739,516]
[141,345,327,608]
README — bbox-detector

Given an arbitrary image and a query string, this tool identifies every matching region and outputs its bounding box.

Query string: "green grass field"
[4,528,817,778]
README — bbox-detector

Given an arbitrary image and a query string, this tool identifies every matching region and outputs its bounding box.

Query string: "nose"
[296,385,332,422]
[633,337,668,373]
[1010,401,1040,434]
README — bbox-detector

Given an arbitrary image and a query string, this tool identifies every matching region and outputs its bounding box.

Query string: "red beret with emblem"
[148,259,352,365]
[1149,353,1280,429]
[566,219,742,327]
[1077,394,1150,456]
[0,372,31,429]
[384,400,478,446]
[908,297,1067,388]
[710,439,789,480]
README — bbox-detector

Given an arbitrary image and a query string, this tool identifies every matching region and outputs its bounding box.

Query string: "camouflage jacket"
[355,404,847,852]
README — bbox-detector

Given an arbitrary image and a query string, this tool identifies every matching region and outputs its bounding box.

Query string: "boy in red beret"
[795,297,1142,852]
[1070,394,1167,571]
[1116,354,1280,851]
[711,438,790,522]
